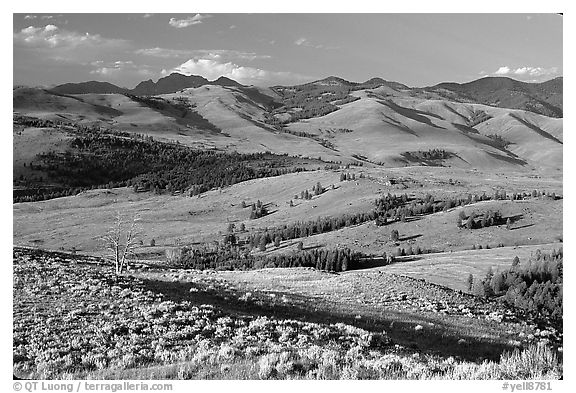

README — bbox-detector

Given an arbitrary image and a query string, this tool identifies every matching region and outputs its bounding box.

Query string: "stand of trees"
[457,210,505,229]
[15,132,315,202]
[246,211,377,248]
[402,149,454,165]
[166,244,364,272]
[250,200,270,219]
[472,249,562,327]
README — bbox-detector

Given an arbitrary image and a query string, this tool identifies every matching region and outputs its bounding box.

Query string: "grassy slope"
[13,248,562,379]
[13,127,72,183]
[13,86,562,172]
[13,170,375,254]
[14,166,562,257]
[285,91,562,171]
[379,244,561,293]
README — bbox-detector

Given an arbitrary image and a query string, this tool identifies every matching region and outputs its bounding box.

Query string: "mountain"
[50,81,128,95]
[424,77,563,118]
[47,74,562,119]
[131,73,210,95]
[210,76,243,87]
[15,74,563,174]
[49,73,246,96]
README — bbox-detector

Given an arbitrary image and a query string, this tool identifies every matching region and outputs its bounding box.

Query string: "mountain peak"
[210,76,244,87]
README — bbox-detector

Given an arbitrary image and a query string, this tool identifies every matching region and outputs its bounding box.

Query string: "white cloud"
[163,58,311,86]
[294,37,338,50]
[90,60,154,78]
[168,14,211,28]
[24,15,36,20]
[494,66,511,75]
[14,25,126,49]
[142,14,154,18]
[491,65,560,81]
[135,47,271,62]
[295,37,310,46]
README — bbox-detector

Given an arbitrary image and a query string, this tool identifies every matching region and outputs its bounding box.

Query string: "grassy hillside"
[14,247,562,379]
[14,166,562,257]
[13,83,563,173]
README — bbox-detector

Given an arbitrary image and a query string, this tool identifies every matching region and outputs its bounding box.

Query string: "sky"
[13,13,563,88]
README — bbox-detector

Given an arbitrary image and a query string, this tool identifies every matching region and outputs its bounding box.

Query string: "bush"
[165,247,184,264]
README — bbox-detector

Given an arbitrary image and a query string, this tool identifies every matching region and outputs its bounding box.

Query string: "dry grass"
[13,164,562,257]
[13,249,562,380]
[381,244,561,292]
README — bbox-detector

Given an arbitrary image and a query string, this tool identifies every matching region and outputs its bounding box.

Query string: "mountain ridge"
[46,73,562,118]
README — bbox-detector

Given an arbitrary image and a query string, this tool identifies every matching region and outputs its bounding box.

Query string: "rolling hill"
[14,75,562,174]
[49,73,247,96]
[423,77,563,118]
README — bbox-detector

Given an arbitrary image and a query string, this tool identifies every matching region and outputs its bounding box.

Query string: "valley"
[12,73,563,380]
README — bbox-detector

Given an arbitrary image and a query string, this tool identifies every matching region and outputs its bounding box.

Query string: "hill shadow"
[46,90,123,117]
[452,122,480,135]
[138,275,519,361]
[443,103,469,123]
[398,234,423,242]
[383,115,419,137]
[509,223,535,231]
[509,113,562,145]
[486,151,528,166]
[379,100,445,129]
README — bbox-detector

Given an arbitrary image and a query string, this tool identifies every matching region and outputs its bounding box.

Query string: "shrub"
[165,247,184,264]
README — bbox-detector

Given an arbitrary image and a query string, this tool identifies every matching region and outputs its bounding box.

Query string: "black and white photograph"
[8,3,568,388]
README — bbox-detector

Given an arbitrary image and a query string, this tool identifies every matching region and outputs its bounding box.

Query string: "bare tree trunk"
[102,212,141,275]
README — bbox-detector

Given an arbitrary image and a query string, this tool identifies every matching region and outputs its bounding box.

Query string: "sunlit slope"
[13,165,562,256]
[160,86,343,160]
[285,91,562,171]
[13,85,562,172]
[13,88,123,122]
[13,170,379,253]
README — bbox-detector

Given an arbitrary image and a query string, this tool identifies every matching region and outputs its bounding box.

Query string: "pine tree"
[466,215,474,229]
[467,273,474,292]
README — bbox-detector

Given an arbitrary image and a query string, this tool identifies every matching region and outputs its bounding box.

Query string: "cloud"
[294,37,310,46]
[168,14,211,28]
[294,37,339,50]
[23,14,60,20]
[142,13,154,18]
[162,58,311,86]
[491,65,560,81]
[135,47,271,62]
[14,24,126,49]
[90,60,154,78]
[494,66,511,75]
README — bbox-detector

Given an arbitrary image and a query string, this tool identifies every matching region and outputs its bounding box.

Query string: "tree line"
[166,244,364,272]
[241,188,558,249]
[468,249,562,327]
[15,132,318,202]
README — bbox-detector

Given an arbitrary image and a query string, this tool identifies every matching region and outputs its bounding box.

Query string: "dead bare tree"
[101,212,141,274]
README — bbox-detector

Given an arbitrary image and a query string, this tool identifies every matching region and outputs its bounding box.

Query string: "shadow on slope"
[139,274,517,361]
[383,115,419,137]
[378,100,445,129]
[508,113,562,145]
